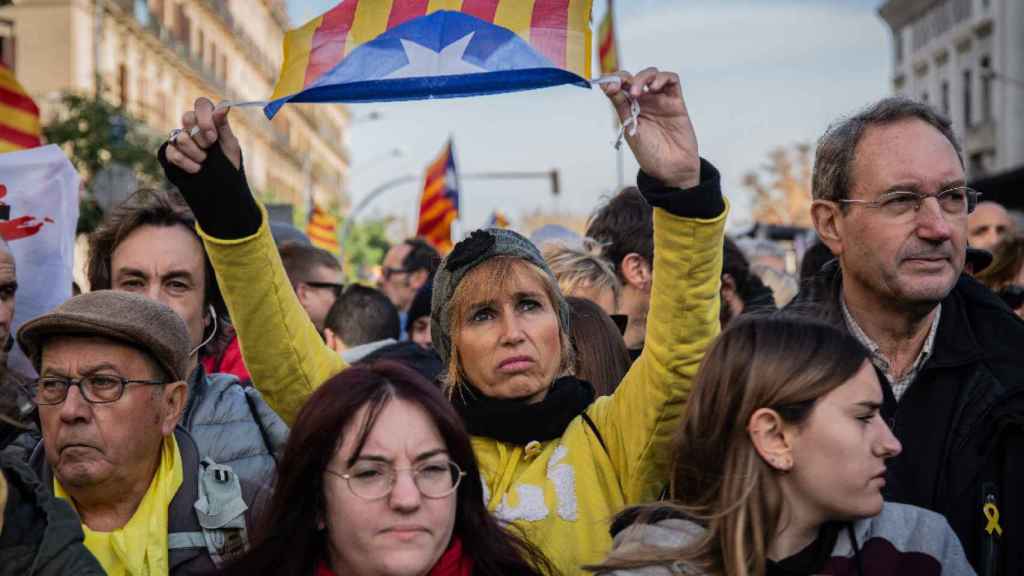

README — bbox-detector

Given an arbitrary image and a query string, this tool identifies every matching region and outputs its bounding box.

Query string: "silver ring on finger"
[168,128,183,145]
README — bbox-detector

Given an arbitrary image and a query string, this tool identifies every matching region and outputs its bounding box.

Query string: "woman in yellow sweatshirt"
[159,67,726,575]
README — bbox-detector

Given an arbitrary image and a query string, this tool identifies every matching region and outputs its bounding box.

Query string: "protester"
[323,284,401,363]
[0,238,33,443]
[379,238,439,331]
[798,241,835,285]
[975,236,1024,316]
[543,239,622,316]
[795,96,1024,574]
[0,238,16,363]
[0,445,105,575]
[406,283,434,350]
[16,291,263,574]
[720,237,776,327]
[967,200,1015,252]
[360,341,444,385]
[567,297,630,397]
[279,242,345,334]
[220,361,555,576]
[586,187,652,356]
[87,189,287,488]
[592,315,973,575]
[160,66,726,573]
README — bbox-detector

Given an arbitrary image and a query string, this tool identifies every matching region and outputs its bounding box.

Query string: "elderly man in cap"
[16,290,260,575]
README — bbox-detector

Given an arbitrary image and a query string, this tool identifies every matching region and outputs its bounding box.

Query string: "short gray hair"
[812,97,963,203]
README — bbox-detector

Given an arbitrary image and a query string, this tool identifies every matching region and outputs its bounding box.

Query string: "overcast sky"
[283,0,893,233]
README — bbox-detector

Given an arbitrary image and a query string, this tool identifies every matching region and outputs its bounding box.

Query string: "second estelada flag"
[417,140,459,253]
[265,0,594,118]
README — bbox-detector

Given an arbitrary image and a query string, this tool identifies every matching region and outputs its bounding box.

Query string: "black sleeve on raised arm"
[637,157,725,220]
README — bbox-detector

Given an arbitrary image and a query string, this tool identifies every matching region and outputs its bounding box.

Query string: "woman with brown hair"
[219,360,554,576]
[566,296,631,396]
[592,315,973,576]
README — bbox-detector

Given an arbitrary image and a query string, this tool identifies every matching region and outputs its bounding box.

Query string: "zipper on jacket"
[980,482,1001,576]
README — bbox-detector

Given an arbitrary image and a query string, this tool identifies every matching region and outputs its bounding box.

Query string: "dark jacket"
[789,263,1024,576]
[26,427,264,575]
[601,502,974,575]
[0,447,104,575]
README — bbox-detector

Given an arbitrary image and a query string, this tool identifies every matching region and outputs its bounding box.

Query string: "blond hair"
[542,239,621,311]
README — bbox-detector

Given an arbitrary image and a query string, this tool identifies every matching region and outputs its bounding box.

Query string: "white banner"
[0,145,80,376]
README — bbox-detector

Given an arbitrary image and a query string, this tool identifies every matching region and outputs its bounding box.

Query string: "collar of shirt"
[840,296,941,401]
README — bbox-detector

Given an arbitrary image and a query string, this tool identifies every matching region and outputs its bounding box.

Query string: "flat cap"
[17,291,191,382]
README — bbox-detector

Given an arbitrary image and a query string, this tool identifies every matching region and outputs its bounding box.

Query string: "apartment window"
[980,55,993,121]
[963,68,973,128]
[150,0,164,24]
[220,54,228,82]
[894,28,904,64]
[197,29,204,60]
[210,43,217,72]
[0,19,15,71]
[118,64,128,107]
[940,80,950,115]
[175,4,190,46]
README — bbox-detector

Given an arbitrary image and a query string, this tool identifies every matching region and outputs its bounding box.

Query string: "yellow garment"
[55,435,184,576]
[200,201,727,574]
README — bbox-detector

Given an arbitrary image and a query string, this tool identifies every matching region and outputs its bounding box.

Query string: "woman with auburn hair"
[592,315,973,576]
[161,67,727,572]
[220,360,554,576]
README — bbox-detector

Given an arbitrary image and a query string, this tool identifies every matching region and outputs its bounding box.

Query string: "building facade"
[0,0,349,208]
[880,0,1024,179]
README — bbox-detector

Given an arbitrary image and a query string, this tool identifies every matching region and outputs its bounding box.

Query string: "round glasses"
[326,460,466,501]
[31,375,167,405]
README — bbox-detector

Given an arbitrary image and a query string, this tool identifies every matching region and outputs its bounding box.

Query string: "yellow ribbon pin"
[984,502,1003,537]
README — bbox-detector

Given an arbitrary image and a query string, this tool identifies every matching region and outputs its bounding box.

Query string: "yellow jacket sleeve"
[197,205,346,425]
[588,202,727,504]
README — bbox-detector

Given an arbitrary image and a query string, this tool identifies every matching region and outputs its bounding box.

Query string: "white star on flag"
[385,32,486,79]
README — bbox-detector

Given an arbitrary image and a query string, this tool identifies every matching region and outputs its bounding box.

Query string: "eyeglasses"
[304,281,345,298]
[31,375,167,405]
[326,460,466,501]
[381,267,412,281]
[836,186,980,220]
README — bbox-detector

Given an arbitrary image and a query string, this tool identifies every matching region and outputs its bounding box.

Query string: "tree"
[43,92,162,232]
[743,143,814,228]
[341,216,393,282]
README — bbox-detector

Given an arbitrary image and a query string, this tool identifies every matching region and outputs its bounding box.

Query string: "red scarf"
[316,536,473,576]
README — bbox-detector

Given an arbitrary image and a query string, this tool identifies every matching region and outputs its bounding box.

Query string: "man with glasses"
[795,97,1024,575]
[378,238,439,335]
[279,242,345,334]
[14,290,261,574]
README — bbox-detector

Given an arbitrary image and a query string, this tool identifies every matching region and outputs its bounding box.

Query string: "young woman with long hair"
[220,360,554,576]
[591,315,973,576]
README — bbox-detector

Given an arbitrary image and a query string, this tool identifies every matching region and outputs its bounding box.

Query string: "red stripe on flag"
[599,32,614,61]
[419,191,445,215]
[530,0,570,68]
[462,0,500,22]
[0,123,40,149]
[0,86,39,115]
[417,202,456,233]
[387,0,429,29]
[304,0,360,88]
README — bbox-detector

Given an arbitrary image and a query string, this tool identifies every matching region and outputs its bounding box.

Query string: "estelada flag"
[307,202,341,254]
[265,0,594,118]
[417,140,459,253]
[597,0,619,75]
[488,210,509,229]
[0,65,42,153]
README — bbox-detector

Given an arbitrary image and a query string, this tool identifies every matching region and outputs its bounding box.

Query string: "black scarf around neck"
[452,376,596,445]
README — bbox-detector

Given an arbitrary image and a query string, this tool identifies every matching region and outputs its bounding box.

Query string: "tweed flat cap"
[17,291,192,381]
[430,228,570,366]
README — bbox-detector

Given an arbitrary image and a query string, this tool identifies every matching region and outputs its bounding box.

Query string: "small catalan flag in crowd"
[597,0,619,75]
[0,65,42,153]
[417,140,460,253]
[265,0,594,118]
[307,202,341,254]
[488,210,510,229]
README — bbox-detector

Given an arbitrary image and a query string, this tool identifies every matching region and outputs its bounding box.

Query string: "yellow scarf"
[55,435,184,576]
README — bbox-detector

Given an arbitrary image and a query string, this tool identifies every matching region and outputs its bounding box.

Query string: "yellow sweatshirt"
[199,202,726,575]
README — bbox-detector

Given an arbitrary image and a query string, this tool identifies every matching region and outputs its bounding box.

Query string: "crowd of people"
[0,65,1021,576]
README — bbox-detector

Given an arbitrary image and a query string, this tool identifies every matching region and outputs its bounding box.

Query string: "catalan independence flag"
[265,0,594,118]
[417,141,459,253]
[488,210,510,229]
[597,0,619,75]
[307,202,341,254]
[0,66,42,153]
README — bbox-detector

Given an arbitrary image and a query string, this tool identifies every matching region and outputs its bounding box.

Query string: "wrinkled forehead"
[851,119,964,197]
[40,334,159,377]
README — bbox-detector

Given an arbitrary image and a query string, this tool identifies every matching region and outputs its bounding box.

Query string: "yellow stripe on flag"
[567,0,591,78]
[0,140,23,154]
[0,102,41,136]
[345,0,395,55]
[0,68,25,95]
[426,0,464,13]
[271,15,324,99]
[494,0,536,40]
[419,198,452,223]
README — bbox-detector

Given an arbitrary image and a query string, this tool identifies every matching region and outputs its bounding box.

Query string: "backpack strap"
[169,458,250,568]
